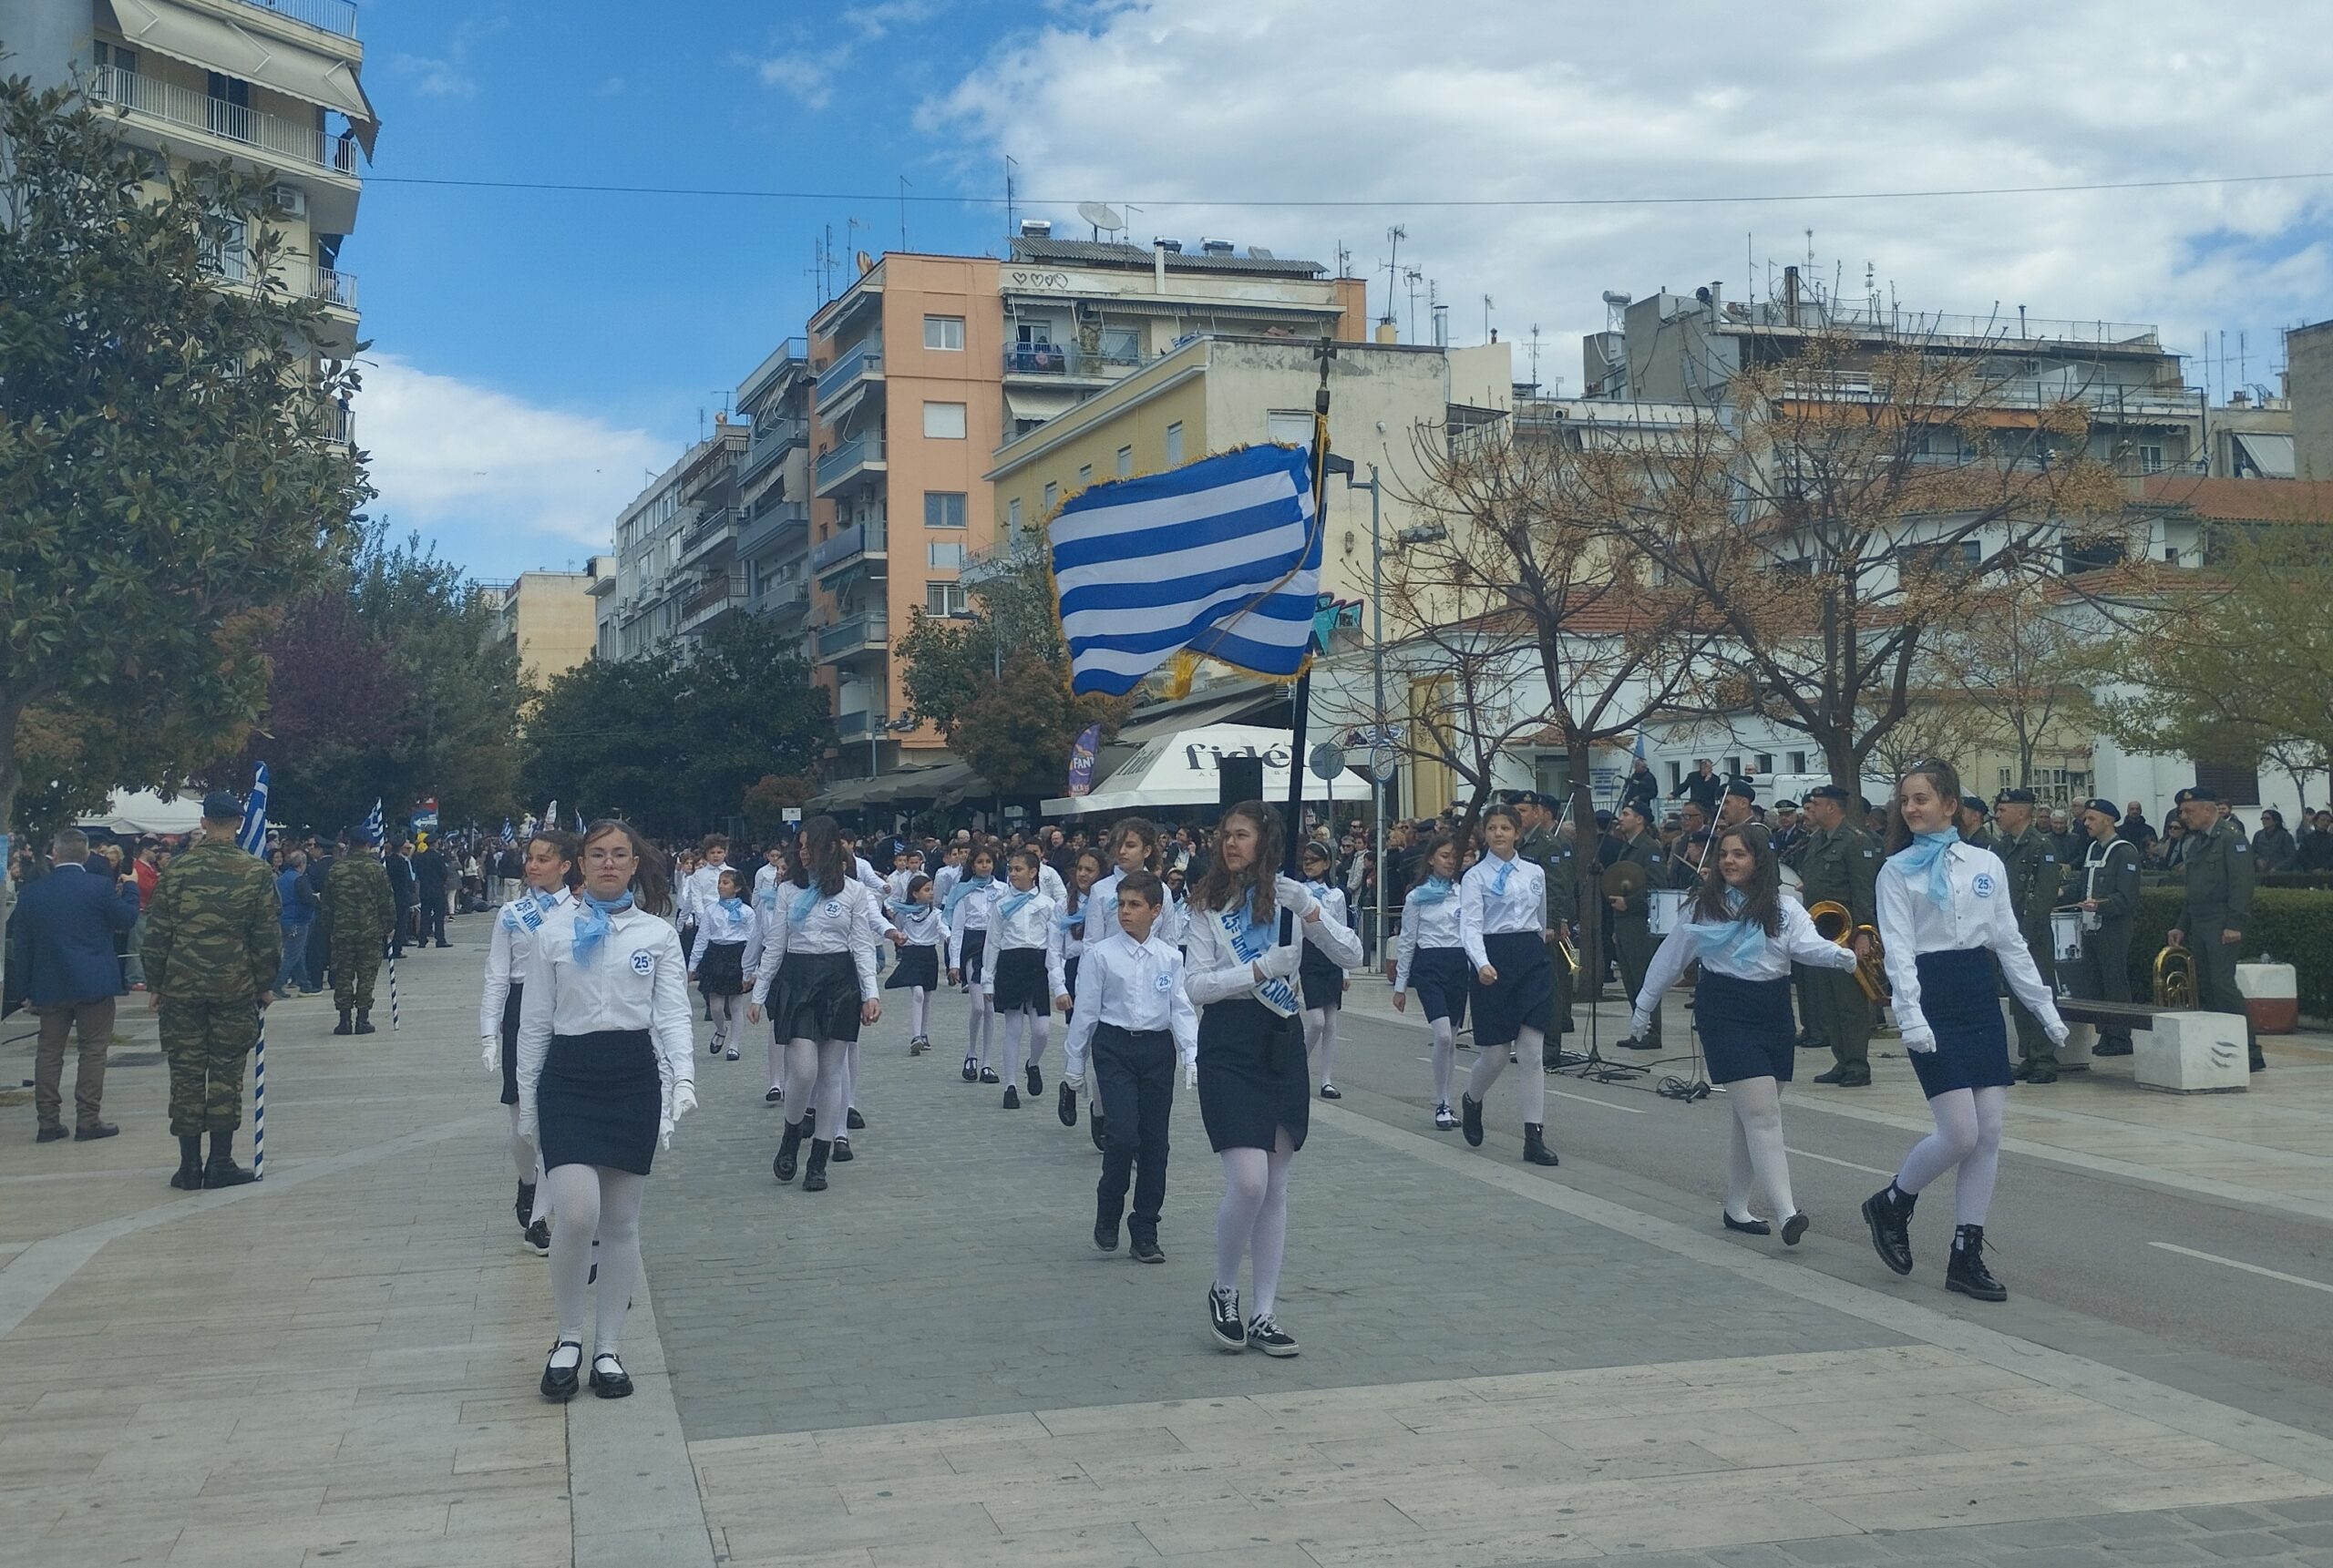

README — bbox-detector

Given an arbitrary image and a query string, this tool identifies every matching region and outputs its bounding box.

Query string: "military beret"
[2080,797,2120,820]
[2175,784,2220,804]
[1960,794,1989,814]
[1807,784,1852,804]
[1995,787,2037,805]
[200,789,242,820]
[1724,779,1756,800]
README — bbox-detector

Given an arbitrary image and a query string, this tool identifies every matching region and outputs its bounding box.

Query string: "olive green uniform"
[322,855,395,1011]
[1519,824,1577,1050]
[1781,832,1827,1053]
[1608,831,1667,1048]
[1795,822,1880,1078]
[2179,817,2260,1069]
[1996,824,2061,1073]
[2062,833,2141,1051]
[141,840,280,1138]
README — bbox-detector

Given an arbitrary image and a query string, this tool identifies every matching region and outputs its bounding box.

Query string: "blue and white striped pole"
[238,766,271,1178]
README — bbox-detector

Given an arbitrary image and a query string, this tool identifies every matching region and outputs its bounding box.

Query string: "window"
[1007,497,1023,534]
[2194,759,2262,806]
[1043,481,1059,512]
[2062,538,2125,576]
[923,492,967,529]
[1267,411,1312,446]
[1724,756,1742,778]
[95,40,137,74]
[927,580,970,617]
[1753,753,1773,774]
[1900,539,1981,577]
[923,315,964,351]
[928,540,964,569]
[922,401,967,439]
[1017,321,1053,345]
[1116,446,1134,478]
[2137,442,2164,474]
[200,217,248,282]
[1077,465,1093,487]
[1787,752,1808,774]
[1165,421,1185,466]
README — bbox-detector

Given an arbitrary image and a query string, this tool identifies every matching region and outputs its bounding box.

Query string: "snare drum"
[1649,888,1689,937]
[2050,910,2084,963]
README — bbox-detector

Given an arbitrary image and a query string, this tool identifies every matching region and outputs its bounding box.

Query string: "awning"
[1114,687,1289,744]
[102,0,380,156]
[1003,386,1082,425]
[2233,431,2296,480]
[78,789,202,836]
[1042,723,1372,818]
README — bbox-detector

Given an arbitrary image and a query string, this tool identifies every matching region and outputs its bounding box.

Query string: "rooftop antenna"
[1403,264,1423,343]
[1746,231,1754,303]
[1382,224,1405,332]
[1483,292,1494,343]
[1528,323,1543,389]
[1077,200,1125,241]
[899,175,911,251]
[1004,154,1018,240]
[1335,241,1351,279]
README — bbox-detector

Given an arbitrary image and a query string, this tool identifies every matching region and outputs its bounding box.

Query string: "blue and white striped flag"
[364,797,384,851]
[235,763,270,856]
[1053,443,1321,698]
[501,817,514,841]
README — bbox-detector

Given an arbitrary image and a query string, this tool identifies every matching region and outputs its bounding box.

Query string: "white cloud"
[925,1,2333,394]
[387,17,511,103]
[756,50,838,110]
[355,356,670,555]
[843,0,943,41]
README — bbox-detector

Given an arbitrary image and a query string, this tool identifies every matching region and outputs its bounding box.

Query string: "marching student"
[980,847,1058,1108]
[884,874,944,1055]
[1062,869,1197,1263]
[516,818,695,1402]
[480,828,580,1255]
[1458,804,1561,1167]
[748,815,883,1194]
[752,842,792,1106]
[682,837,732,1021]
[688,867,762,1062]
[1631,821,1857,1243]
[1075,818,1176,1149]
[1860,759,2067,1303]
[1185,800,1362,1358]
[1392,831,1467,1131]
[1050,848,1107,1126]
[1295,839,1352,1102]
[944,842,1001,1082]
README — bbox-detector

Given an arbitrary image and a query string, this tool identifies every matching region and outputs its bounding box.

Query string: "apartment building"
[486,566,604,698]
[732,337,816,654]
[594,429,748,662]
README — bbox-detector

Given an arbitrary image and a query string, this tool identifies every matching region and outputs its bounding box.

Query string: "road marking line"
[2149,1242,2333,1296]
[1788,1148,1893,1177]
[1552,1090,1646,1114]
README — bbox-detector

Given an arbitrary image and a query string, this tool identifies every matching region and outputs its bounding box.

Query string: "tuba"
[2153,942,2197,1009]
[1809,900,1890,1003]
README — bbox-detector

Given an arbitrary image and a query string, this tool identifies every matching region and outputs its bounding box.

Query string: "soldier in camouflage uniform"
[1991,789,2064,1083]
[323,827,396,1034]
[141,791,280,1190]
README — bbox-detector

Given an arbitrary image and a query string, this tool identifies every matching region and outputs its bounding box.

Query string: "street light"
[1326,454,1393,964]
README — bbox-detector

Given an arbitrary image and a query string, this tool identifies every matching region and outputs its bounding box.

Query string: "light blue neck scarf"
[1893,829,1960,907]
[997,887,1036,922]
[571,891,632,966]
[1412,875,1455,906]
[1487,852,1517,897]
[943,872,992,917]
[718,896,744,917]
[1687,887,1770,970]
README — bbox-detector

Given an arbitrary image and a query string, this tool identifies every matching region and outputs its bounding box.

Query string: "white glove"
[1253,941,1304,981]
[1629,1010,1652,1042]
[517,1099,539,1143]
[1900,1025,1937,1054]
[660,1081,700,1150]
[1185,1061,1198,1090]
[481,1035,499,1074]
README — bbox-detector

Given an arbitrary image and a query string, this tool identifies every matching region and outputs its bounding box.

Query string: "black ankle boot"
[204,1129,256,1187]
[1861,1184,1915,1276]
[334,1008,353,1035]
[355,1009,376,1034]
[1946,1224,2007,1301]
[1460,1093,1485,1148]
[803,1138,832,1192]
[170,1136,205,1190]
[773,1121,803,1183]
[1521,1122,1558,1166]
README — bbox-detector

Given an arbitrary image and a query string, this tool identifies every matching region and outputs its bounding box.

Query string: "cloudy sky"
[351,1,2333,579]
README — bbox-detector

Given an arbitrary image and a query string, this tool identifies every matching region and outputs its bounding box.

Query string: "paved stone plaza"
[4,919,2332,1566]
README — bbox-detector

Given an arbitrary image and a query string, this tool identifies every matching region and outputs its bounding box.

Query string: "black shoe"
[2093,1040,2133,1057]
[2010,1060,2034,1082]
[355,1011,376,1034]
[1460,1093,1485,1148]
[1861,1184,1916,1276]
[2023,1067,2059,1085]
[73,1123,118,1141]
[800,1106,815,1134]
[803,1139,831,1192]
[2251,1054,2266,1073]
[522,1219,550,1256]
[169,1159,204,1190]
[1095,1211,1121,1252]
[589,1352,634,1399]
[203,1156,257,1188]
[980,1066,1000,1084]
[1002,1086,1021,1110]
[334,1009,353,1036]
[35,1125,67,1144]
[435,941,453,948]
[1619,1035,1660,1052]
[1090,1111,1107,1153]
[540,1340,582,1401]
[1057,1083,1078,1127]
[1945,1224,2007,1301]
[1026,1062,1043,1096]
[1813,1064,1871,1087]
[1521,1122,1558,1166]
[774,1122,803,1183]
[516,1182,537,1231]
[1319,1083,1341,1101]
[765,1086,784,1104]
[830,1135,854,1163]
[1245,1313,1299,1358]
[1208,1285,1246,1352]
[962,1058,978,1082]
[846,1107,866,1131]
[1782,1211,1811,1247]
[1130,1235,1165,1265]
[1722,1211,1772,1235]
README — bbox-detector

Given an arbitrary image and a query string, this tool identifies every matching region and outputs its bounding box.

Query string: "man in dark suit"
[385,838,416,957]
[413,838,450,948]
[21,828,141,1142]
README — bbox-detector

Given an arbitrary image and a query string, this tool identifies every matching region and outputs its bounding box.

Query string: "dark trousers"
[1614,917,1660,1045]
[418,897,447,947]
[1095,1025,1175,1240]
[2008,940,2058,1068]
[2192,933,2262,1066]
[2069,917,2133,1049]
[34,999,114,1131]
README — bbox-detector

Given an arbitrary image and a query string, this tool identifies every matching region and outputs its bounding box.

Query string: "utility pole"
[899,175,911,252]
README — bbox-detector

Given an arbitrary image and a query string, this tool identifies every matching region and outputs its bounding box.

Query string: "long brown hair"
[1885,758,1965,855]
[1691,821,1783,936]
[789,815,848,897]
[1066,847,1106,914]
[580,819,673,916]
[529,828,583,891]
[1191,800,1280,924]
[1105,815,1162,874]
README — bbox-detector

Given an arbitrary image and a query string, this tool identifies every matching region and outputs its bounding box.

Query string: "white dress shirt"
[932,862,962,906]
[679,862,729,928]
[688,897,765,975]
[951,883,1053,968]
[1063,929,1201,1081]
[1393,881,1465,993]
[749,880,883,1003]
[1633,897,1855,1018]
[752,862,783,916]
[944,876,997,951]
[1183,875,1362,1009]
[1049,895,1091,999]
[1038,862,1067,904]
[515,899,694,1142]
[1089,870,1184,949]
[1877,841,2066,1048]
[1458,852,1547,969]
[480,887,571,1040]
[893,900,947,950]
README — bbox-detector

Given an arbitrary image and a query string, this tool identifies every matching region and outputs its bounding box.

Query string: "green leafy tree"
[0,72,368,835]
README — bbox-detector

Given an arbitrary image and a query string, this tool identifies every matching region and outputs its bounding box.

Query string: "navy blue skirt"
[1299,943,1346,1011]
[1908,947,2012,1098]
[498,984,523,1106]
[885,943,939,991]
[539,1029,660,1176]
[957,927,988,985]
[1407,947,1469,1028]
[1197,999,1309,1153]
[1468,930,1552,1047]
[1694,969,1794,1085]
[771,949,865,1044]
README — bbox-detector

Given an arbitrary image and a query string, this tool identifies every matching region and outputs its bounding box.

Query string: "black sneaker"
[1946,1225,2008,1301]
[1460,1092,1485,1148]
[516,1181,537,1232]
[1095,1211,1120,1252]
[1433,1102,1457,1132]
[1002,1085,1021,1110]
[846,1108,866,1131]
[980,1066,1000,1084]
[1130,1235,1165,1265]
[1026,1062,1043,1096]
[962,1058,978,1082]
[1057,1082,1079,1127]
[522,1219,550,1255]
[1245,1313,1299,1358]
[1207,1285,1246,1352]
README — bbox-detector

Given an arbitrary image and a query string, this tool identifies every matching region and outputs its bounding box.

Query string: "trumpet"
[2153,942,2197,1009]
[1551,934,1578,975]
[1808,900,1890,1003]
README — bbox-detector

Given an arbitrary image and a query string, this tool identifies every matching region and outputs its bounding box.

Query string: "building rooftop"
[1007,237,1330,280]
[2138,474,2333,520]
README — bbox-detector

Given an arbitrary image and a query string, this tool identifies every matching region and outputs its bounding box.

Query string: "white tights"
[908,986,929,1040]
[840,1040,859,1115]
[1429,1015,1457,1105]
[999,1007,1039,1084]
[544,1163,643,1356]
[1303,1006,1339,1087]
[1026,1011,1050,1071]
[1214,1128,1297,1317]
[506,1102,538,1185]
[966,985,992,1066]
[1895,1085,2007,1226]
[1465,1025,1547,1125]
[780,1037,848,1135]
[1722,1075,1796,1222]
[708,993,738,1045]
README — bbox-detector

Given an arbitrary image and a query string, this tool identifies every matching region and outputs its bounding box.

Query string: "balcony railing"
[741,415,807,483]
[751,583,810,622]
[816,611,890,661]
[1002,340,1141,378]
[815,341,883,410]
[202,245,360,315]
[91,67,360,176]
[814,433,885,495]
[810,521,888,575]
[226,0,360,38]
[1752,300,2161,350]
[736,501,808,559]
[738,336,809,406]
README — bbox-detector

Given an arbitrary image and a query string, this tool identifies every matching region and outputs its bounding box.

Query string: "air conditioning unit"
[266,182,307,218]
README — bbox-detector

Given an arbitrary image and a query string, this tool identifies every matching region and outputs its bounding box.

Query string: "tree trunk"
[1567,737,1604,1002]
[1824,734,1861,794]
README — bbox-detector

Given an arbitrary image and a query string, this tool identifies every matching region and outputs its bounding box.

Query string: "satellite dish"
[855,251,875,275]
[1077,200,1124,237]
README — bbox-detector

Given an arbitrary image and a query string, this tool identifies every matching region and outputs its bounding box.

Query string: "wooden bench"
[2055,999,2247,1093]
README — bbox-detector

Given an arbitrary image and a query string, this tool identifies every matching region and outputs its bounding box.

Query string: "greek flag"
[236,763,270,856]
[500,817,514,841]
[1053,443,1321,698]
[364,797,384,849]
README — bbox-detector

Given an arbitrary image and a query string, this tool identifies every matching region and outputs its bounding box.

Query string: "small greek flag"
[1053,443,1321,698]
[236,763,271,856]
[500,817,514,841]
[364,797,384,850]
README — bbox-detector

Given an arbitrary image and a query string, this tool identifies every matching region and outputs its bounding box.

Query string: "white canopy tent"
[78,789,203,836]
[1042,723,1373,819]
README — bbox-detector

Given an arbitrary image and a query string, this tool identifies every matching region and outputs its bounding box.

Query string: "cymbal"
[1604,858,1647,897]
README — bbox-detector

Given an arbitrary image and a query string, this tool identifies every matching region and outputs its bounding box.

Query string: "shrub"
[2128,887,2333,1016]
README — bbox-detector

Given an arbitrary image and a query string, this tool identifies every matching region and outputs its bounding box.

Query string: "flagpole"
[1286,339,1336,876]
